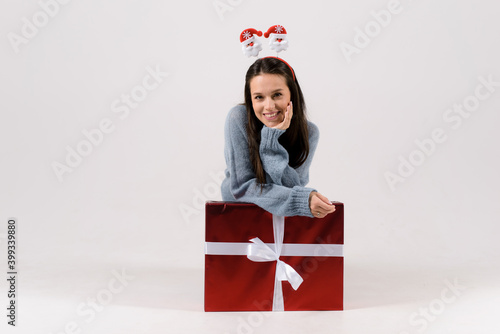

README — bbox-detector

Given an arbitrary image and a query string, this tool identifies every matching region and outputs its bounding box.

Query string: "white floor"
[3,256,498,334]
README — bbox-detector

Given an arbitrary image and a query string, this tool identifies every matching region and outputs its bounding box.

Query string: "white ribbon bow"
[246,215,303,311]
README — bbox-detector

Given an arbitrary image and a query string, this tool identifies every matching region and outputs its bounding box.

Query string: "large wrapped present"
[204,201,344,312]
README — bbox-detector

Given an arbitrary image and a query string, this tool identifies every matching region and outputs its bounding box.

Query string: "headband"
[261,56,295,81]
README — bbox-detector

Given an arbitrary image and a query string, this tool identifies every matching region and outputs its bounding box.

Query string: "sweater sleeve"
[259,124,319,188]
[222,106,316,217]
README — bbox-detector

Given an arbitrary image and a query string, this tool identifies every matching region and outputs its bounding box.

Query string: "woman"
[221,57,335,218]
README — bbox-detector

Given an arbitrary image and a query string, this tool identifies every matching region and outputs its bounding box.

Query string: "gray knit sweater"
[221,104,319,217]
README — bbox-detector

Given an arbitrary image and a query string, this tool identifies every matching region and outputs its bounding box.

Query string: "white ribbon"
[205,242,343,257]
[246,215,301,311]
[204,214,344,312]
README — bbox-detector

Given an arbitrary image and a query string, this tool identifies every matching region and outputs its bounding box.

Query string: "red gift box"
[204,201,344,312]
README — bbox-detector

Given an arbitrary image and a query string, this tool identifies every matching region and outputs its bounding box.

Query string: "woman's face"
[249,73,291,128]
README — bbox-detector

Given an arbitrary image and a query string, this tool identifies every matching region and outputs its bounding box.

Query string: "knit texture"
[221,104,319,217]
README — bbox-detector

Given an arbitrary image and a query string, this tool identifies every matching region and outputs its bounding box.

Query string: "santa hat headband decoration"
[240,28,263,58]
[239,25,294,79]
[264,25,289,53]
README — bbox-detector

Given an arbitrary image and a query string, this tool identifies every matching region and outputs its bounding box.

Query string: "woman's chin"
[264,119,282,128]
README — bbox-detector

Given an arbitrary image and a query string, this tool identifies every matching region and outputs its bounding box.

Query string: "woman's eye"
[254,96,262,100]
[273,93,282,98]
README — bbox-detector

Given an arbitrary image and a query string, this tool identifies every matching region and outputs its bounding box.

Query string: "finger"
[282,114,289,129]
[311,199,331,213]
[317,198,335,213]
[283,110,291,128]
[313,210,323,218]
[316,193,332,206]
[326,205,336,213]
[317,202,333,213]
[313,198,335,213]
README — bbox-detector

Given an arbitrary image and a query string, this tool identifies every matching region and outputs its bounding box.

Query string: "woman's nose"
[265,98,275,110]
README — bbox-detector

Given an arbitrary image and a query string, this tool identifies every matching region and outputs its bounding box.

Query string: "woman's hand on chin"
[271,101,293,131]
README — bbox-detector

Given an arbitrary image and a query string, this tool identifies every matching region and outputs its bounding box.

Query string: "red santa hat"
[240,28,263,43]
[264,25,287,38]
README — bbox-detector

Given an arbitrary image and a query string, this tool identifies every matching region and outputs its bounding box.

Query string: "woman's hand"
[309,191,336,218]
[271,101,293,131]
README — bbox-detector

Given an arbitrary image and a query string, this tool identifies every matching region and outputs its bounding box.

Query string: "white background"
[1,0,499,333]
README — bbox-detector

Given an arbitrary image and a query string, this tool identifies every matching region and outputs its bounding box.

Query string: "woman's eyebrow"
[252,88,283,96]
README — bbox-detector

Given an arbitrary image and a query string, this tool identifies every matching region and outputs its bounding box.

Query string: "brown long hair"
[244,57,309,187]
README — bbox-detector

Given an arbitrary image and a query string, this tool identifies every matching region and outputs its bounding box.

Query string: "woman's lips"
[263,111,280,120]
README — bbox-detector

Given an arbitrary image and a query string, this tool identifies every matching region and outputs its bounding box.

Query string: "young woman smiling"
[221,57,335,218]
